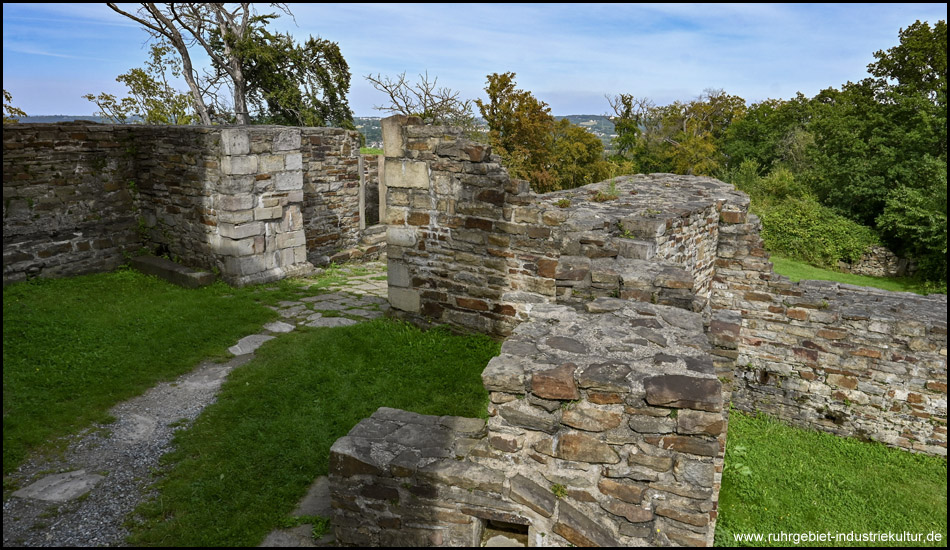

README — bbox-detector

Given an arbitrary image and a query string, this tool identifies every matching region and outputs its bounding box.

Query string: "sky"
[3,3,947,117]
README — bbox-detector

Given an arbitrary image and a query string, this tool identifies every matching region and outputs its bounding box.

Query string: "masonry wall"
[3,123,373,286]
[711,213,947,455]
[4,123,142,283]
[382,116,749,337]
[331,300,729,547]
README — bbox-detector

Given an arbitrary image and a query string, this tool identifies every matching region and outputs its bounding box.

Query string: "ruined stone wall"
[3,123,372,286]
[4,123,143,283]
[300,128,362,265]
[123,126,220,272]
[382,116,749,337]
[838,245,917,278]
[711,213,947,456]
[331,300,728,547]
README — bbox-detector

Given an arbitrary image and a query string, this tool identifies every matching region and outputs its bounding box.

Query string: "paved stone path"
[2,261,387,548]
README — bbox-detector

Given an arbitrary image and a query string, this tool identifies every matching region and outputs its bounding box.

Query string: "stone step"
[617,238,656,260]
[361,224,387,245]
[130,255,215,288]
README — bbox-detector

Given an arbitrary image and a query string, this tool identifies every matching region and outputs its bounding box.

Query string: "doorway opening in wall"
[478,519,529,547]
[359,153,387,257]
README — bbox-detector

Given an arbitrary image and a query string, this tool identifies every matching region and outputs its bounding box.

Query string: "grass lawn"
[770,255,944,295]
[717,411,947,547]
[2,269,306,475]
[128,319,499,546]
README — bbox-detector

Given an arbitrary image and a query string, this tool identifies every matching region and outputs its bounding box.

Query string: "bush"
[759,197,879,267]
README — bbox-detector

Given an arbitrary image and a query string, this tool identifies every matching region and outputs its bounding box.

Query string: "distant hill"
[17,115,109,124]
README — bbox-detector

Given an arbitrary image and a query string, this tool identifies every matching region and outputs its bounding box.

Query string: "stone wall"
[382,115,749,337]
[300,128,362,265]
[3,123,376,286]
[330,300,728,547]
[838,245,916,278]
[3,123,140,283]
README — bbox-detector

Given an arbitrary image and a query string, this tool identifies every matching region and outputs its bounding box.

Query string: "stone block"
[274,128,301,151]
[221,128,249,155]
[644,375,722,412]
[562,404,622,432]
[531,363,579,400]
[387,261,410,288]
[285,152,303,171]
[254,206,283,220]
[221,155,258,175]
[554,501,621,547]
[389,287,420,313]
[597,477,646,504]
[387,226,418,247]
[509,474,556,518]
[260,154,284,172]
[576,361,632,392]
[218,222,263,240]
[496,399,558,434]
[276,230,306,249]
[677,410,725,436]
[482,356,526,393]
[556,431,620,463]
[382,115,409,157]
[386,159,430,190]
[275,170,303,191]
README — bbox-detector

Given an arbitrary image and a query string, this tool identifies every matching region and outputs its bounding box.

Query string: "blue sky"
[3,3,947,117]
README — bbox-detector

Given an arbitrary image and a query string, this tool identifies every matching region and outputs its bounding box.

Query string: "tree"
[366,72,475,130]
[606,93,654,158]
[3,89,26,124]
[551,118,611,190]
[236,26,353,127]
[106,3,352,127]
[83,42,194,124]
[476,72,556,187]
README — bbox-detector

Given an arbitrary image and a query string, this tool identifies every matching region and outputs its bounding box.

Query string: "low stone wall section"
[331,300,728,547]
[711,212,947,455]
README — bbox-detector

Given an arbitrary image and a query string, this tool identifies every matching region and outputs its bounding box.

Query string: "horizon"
[3,3,947,118]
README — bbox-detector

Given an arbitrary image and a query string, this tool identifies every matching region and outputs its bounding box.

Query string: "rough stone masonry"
[329,115,945,547]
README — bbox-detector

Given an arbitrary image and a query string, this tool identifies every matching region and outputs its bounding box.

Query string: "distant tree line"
[606,20,946,285]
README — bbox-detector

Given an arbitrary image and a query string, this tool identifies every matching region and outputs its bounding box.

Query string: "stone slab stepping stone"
[306,317,358,328]
[279,305,308,318]
[264,321,296,333]
[12,470,105,502]
[229,334,275,355]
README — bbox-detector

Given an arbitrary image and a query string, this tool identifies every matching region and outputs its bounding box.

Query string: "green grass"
[128,319,499,546]
[1,269,310,475]
[360,147,383,155]
[770,255,943,295]
[717,411,947,546]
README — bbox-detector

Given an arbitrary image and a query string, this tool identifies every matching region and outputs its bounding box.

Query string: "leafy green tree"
[476,72,557,189]
[3,89,26,124]
[231,24,353,127]
[551,118,611,190]
[83,42,194,124]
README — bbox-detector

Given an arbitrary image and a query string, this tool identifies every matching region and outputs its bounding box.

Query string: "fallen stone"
[12,470,105,502]
[264,321,295,333]
[228,333,275,355]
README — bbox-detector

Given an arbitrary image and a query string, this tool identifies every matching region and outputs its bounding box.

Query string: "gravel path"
[3,263,388,547]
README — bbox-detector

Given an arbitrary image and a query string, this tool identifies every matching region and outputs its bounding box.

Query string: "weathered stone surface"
[576,362,632,392]
[12,470,105,502]
[531,363,580,400]
[649,435,720,457]
[673,457,715,487]
[418,460,505,494]
[656,505,709,527]
[497,400,559,434]
[597,477,645,504]
[644,375,722,411]
[556,431,620,463]
[509,474,556,518]
[676,410,725,436]
[627,451,674,472]
[602,498,654,523]
[628,414,676,434]
[228,334,275,356]
[562,405,622,432]
[554,501,621,548]
[482,356,526,393]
